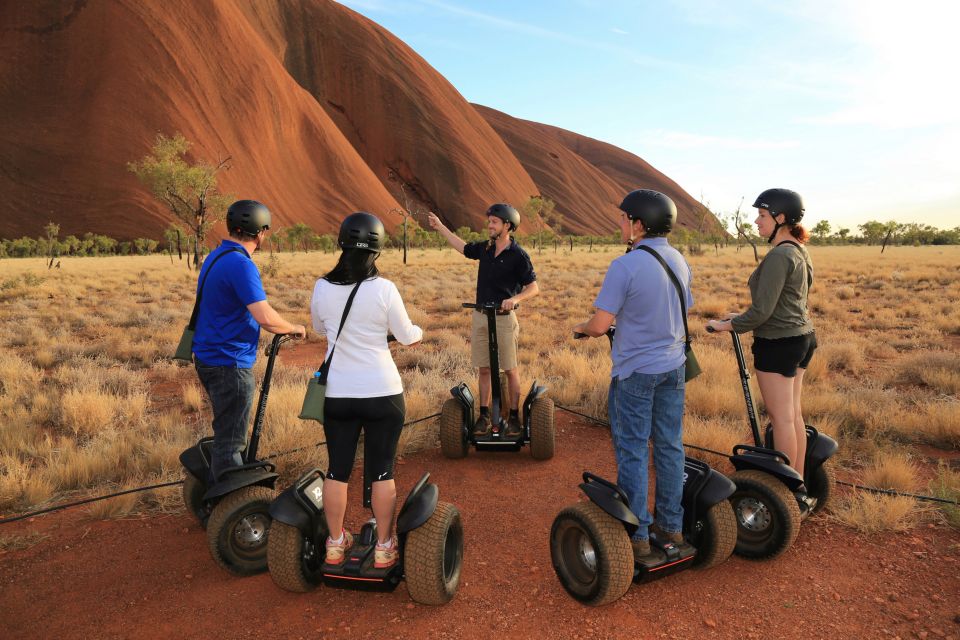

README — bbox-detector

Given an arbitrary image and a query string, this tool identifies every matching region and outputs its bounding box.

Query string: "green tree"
[858,220,887,245]
[520,196,555,254]
[134,238,158,254]
[284,222,314,253]
[811,220,831,243]
[836,227,850,243]
[128,132,232,268]
[44,222,60,269]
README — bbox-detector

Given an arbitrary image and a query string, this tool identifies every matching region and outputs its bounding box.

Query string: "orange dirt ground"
[2,412,958,640]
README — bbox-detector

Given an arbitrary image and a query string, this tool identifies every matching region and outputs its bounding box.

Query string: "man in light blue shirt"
[573,189,692,559]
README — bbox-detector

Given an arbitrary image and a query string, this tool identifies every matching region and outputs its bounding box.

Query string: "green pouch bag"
[174,326,195,362]
[298,374,326,422]
[684,342,702,382]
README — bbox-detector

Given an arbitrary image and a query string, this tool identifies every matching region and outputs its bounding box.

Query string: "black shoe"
[472,414,492,438]
[794,490,816,514]
[504,415,523,440]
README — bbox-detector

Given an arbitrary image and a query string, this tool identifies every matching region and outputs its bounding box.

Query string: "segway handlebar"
[462,302,519,312]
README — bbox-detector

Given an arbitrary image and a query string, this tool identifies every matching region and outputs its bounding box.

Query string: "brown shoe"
[651,524,683,545]
[504,414,523,439]
[472,413,492,438]
[631,538,651,559]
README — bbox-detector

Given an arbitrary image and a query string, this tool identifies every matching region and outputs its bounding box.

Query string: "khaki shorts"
[471,310,519,370]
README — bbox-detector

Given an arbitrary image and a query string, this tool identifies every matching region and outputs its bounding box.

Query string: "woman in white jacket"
[310,212,423,569]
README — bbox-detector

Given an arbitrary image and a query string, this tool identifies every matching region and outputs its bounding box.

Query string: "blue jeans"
[608,365,686,541]
[195,363,255,482]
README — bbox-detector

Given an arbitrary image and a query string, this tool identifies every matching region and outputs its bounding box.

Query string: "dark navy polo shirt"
[192,241,267,368]
[463,239,536,306]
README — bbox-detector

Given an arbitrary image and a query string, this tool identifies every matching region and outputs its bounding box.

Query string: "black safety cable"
[0,412,443,526]
[553,403,960,507]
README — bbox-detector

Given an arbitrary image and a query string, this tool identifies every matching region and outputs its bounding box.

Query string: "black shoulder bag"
[634,245,701,382]
[298,281,363,422]
[174,248,243,362]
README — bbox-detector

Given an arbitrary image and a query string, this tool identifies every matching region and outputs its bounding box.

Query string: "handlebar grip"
[573,331,588,340]
[705,325,716,333]
[461,303,477,309]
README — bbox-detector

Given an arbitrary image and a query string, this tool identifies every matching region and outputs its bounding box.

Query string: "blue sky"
[337,0,959,232]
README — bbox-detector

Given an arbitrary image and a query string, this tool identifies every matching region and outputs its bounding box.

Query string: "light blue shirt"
[594,237,694,378]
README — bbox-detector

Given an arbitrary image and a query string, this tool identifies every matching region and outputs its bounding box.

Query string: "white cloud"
[610,27,628,35]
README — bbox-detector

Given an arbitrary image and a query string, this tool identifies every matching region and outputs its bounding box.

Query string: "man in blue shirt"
[428,204,539,439]
[573,190,693,559]
[193,200,306,482]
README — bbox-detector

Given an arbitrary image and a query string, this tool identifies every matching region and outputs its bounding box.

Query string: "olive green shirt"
[731,242,814,339]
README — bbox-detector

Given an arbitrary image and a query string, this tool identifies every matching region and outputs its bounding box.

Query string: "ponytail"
[789,224,811,244]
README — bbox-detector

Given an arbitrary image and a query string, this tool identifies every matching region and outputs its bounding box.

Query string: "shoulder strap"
[633,245,690,346]
[317,281,363,383]
[187,248,243,330]
[776,240,802,250]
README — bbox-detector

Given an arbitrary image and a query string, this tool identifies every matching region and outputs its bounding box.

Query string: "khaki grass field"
[1,244,958,534]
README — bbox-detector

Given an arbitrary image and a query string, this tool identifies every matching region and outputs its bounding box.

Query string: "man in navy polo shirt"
[193,200,306,482]
[573,190,693,560]
[428,204,539,440]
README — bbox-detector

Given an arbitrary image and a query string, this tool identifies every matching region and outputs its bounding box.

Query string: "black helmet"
[618,189,677,234]
[753,188,804,224]
[338,212,385,252]
[486,203,520,231]
[226,200,271,237]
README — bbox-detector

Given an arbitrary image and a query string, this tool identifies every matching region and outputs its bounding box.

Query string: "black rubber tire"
[690,500,738,570]
[529,396,555,460]
[206,485,275,576]
[806,461,835,515]
[439,398,468,459]
[729,470,801,560]
[550,501,633,606]
[181,471,209,529]
[267,521,326,592]
[404,501,464,605]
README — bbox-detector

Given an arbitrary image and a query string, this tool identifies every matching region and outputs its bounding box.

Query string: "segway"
[266,469,464,605]
[707,326,838,560]
[439,302,554,459]
[549,328,738,606]
[179,333,297,576]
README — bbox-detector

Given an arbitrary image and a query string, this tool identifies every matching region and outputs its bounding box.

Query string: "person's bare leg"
[792,368,808,478]
[322,478,348,538]
[505,367,521,411]
[371,479,397,544]
[478,366,492,407]
[755,370,799,471]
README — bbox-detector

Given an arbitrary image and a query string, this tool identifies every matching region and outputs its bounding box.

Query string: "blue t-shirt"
[594,237,694,378]
[192,241,267,368]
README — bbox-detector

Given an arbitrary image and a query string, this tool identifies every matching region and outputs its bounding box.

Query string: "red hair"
[789,224,810,244]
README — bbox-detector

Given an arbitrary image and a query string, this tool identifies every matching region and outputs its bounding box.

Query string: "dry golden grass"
[0,245,958,533]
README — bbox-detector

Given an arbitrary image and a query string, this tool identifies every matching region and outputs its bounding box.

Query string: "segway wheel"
[729,470,800,560]
[206,485,275,576]
[550,502,633,606]
[690,500,738,570]
[267,521,325,592]
[439,398,469,459]
[806,461,835,515]
[181,471,209,528]
[404,501,464,605]
[529,396,555,460]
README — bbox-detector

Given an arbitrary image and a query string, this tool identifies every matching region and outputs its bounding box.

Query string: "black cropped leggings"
[322,394,405,482]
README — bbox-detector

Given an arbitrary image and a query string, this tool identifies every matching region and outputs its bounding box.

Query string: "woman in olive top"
[707,188,815,501]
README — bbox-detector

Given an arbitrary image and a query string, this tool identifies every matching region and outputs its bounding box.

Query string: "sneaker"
[374,536,399,569]
[324,530,354,565]
[651,523,684,545]
[631,538,651,559]
[503,414,523,440]
[472,413,492,438]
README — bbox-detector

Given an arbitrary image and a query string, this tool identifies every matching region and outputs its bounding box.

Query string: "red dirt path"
[2,413,958,639]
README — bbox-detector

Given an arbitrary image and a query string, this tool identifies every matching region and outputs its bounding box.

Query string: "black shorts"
[751,332,817,378]
[323,394,405,482]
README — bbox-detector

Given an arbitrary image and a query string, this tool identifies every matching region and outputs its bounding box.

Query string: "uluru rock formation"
[474,105,719,235]
[0,0,719,241]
